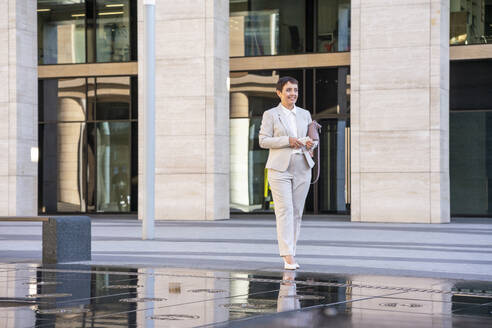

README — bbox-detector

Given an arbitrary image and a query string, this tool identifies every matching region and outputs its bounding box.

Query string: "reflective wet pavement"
[0,263,491,327]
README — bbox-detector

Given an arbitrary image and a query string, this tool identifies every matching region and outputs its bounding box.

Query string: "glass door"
[95,122,131,212]
[316,119,349,213]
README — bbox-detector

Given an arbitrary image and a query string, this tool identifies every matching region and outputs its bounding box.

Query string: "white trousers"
[268,154,311,257]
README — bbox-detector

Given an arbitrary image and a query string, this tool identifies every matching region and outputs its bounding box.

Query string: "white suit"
[259,104,315,256]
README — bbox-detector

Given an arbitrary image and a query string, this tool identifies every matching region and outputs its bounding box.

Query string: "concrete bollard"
[42,216,91,264]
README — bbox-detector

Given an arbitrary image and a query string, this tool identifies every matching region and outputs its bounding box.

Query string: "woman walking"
[259,76,315,270]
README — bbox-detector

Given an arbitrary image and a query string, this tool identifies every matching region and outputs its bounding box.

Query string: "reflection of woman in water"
[277,271,300,313]
[274,271,316,328]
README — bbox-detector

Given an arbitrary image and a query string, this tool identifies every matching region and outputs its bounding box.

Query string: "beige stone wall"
[138,0,230,220]
[0,0,37,215]
[351,0,450,223]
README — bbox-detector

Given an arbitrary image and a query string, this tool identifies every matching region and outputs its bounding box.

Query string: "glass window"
[37,0,86,64]
[317,120,337,212]
[230,0,305,56]
[229,68,350,214]
[450,60,492,216]
[37,0,137,64]
[315,67,350,117]
[92,122,132,212]
[229,0,351,57]
[450,112,492,216]
[39,122,87,213]
[95,76,131,120]
[317,0,351,52]
[450,0,492,45]
[96,0,132,62]
[230,70,282,212]
[450,60,492,110]
[230,116,268,212]
[316,69,339,116]
[314,68,350,213]
[38,76,137,214]
[39,78,87,122]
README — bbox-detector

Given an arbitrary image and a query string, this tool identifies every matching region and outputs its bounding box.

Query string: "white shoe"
[283,260,297,270]
[295,262,300,269]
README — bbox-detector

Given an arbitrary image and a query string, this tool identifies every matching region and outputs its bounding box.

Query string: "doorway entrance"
[306,119,350,214]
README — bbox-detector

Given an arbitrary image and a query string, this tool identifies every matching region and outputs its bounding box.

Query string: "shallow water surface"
[0,263,491,327]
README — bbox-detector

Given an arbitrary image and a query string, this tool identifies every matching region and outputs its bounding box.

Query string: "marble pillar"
[138,0,230,220]
[351,0,450,223]
[0,0,37,215]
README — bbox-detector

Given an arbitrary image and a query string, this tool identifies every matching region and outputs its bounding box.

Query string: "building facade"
[1,0,491,221]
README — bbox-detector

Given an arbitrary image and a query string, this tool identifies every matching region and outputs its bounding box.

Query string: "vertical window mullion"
[86,0,96,63]
[313,0,318,53]
[93,0,97,62]
[313,69,317,115]
[85,78,89,213]
[84,1,88,63]
[130,0,138,61]
[306,0,315,53]
[303,69,306,109]
[93,77,97,211]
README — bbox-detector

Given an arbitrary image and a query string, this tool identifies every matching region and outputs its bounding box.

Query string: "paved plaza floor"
[1,215,491,280]
[0,215,491,327]
[0,263,491,327]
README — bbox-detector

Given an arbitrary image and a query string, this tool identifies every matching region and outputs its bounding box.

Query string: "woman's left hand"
[306,140,314,150]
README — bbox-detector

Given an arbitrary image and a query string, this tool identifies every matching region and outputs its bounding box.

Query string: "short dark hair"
[276,76,299,92]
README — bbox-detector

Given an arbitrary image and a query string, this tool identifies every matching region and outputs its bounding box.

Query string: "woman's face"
[276,81,298,109]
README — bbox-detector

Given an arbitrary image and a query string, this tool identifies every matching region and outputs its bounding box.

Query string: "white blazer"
[259,104,315,172]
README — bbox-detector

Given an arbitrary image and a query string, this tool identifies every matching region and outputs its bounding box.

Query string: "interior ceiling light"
[71,13,85,17]
[105,4,124,7]
[37,9,51,12]
[98,11,124,15]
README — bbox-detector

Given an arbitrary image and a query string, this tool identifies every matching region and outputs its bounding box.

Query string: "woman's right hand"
[289,137,303,149]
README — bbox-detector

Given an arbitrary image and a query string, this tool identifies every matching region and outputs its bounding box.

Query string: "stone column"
[138,0,230,220]
[0,0,37,215]
[351,0,450,223]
